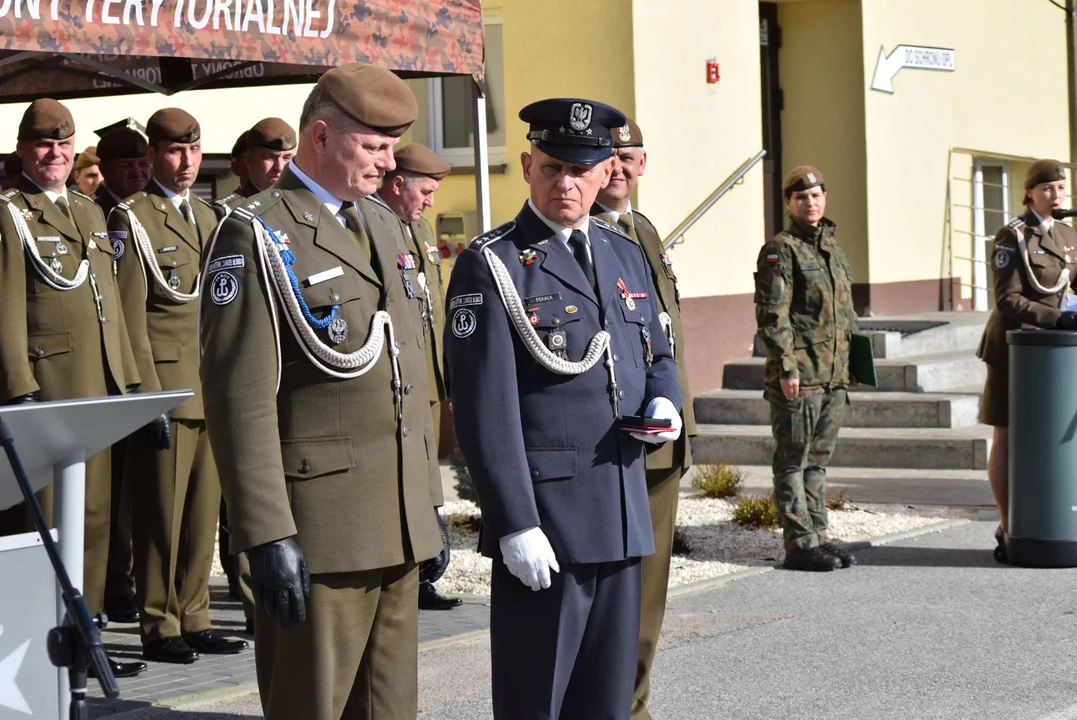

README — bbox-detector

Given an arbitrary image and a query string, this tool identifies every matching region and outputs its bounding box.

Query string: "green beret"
[247,117,297,152]
[75,146,100,171]
[612,117,643,148]
[317,62,417,137]
[393,143,450,180]
[783,165,825,193]
[1025,159,1066,190]
[97,128,147,163]
[147,108,201,145]
[19,99,75,142]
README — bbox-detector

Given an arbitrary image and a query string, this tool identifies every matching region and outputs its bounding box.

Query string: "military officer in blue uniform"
[444,98,683,720]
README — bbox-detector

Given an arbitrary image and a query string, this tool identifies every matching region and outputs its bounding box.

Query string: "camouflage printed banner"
[0,0,483,100]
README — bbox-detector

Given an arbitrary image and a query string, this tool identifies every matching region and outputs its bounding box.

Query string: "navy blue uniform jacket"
[444,202,683,565]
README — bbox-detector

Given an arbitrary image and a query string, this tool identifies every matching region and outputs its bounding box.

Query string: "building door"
[972,159,1010,310]
[759,2,783,239]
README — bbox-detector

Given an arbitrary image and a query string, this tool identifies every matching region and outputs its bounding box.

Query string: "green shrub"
[732,495,780,529]
[691,463,744,499]
[444,512,482,534]
[826,488,848,511]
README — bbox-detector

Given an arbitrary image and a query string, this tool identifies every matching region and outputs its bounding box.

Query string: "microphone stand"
[0,416,118,719]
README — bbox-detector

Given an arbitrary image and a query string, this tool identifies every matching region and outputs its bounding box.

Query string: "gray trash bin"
[1006,329,1077,567]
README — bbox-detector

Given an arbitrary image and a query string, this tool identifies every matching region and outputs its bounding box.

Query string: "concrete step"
[722,351,986,393]
[692,423,992,470]
[694,390,982,428]
[752,312,988,360]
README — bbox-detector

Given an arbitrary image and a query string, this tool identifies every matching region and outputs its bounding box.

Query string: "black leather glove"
[1057,312,1077,330]
[419,509,451,584]
[148,414,171,451]
[248,537,310,628]
[8,391,39,405]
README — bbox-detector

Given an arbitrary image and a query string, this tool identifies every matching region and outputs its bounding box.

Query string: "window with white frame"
[426,21,505,166]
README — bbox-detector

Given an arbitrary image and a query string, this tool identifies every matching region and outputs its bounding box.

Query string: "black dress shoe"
[103,596,139,624]
[419,582,463,611]
[783,546,842,572]
[88,656,148,679]
[819,540,867,569]
[182,629,248,655]
[143,636,198,664]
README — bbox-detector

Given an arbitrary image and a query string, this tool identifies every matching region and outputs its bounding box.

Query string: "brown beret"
[393,144,450,180]
[75,146,100,171]
[19,99,75,142]
[1025,159,1066,190]
[317,62,417,137]
[783,165,825,193]
[147,108,200,145]
[612,117,643,148]
[97,128,147,163]
[247,117,297,152]
[4,153,21,176]
[230,132,248,161]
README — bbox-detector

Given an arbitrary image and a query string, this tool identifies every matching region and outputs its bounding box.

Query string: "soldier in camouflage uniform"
[754,166,862,572]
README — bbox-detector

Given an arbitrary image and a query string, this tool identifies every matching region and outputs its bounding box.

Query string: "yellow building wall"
[778,0,868,281]
[631,0,766,300]
[860,0,1070,292]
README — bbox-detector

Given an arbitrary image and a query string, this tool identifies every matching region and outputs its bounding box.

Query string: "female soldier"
[976,159,1077,561]
[754,166,862,572]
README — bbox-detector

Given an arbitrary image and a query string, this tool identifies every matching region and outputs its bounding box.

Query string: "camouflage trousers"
[766,386,848,553]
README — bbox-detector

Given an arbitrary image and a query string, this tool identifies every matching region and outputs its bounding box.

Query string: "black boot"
[783,546,842,572]
[819,540,868,568]
[418,581,462,610]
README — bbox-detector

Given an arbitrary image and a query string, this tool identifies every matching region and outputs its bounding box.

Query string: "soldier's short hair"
[299,85,359,135]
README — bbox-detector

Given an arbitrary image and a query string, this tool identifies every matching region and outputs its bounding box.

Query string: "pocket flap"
[281,436,355,480]
[150,338,183,362]
[619,302,648,326]
[28,331,71,359]
[793,327,833,349]
[524,446,578,482]
[532,312,582,330]
[302,272,363,309]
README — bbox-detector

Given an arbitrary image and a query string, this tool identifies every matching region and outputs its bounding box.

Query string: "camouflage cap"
[393,143,450,180]
[97,128,147,163]
[146,108,201,145]
[4,152,21,176]
[75,146,100,171]
[247,117,297,152]
[18,99,75,142]
[783,165,825,193]
[1025,159,1066,190]
[317,62,417,137]
[612,117,643,148]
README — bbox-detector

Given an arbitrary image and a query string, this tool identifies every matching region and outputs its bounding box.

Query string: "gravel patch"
[436,494,970,597]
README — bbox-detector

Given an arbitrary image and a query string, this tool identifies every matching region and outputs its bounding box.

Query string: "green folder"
[850,333,877,387]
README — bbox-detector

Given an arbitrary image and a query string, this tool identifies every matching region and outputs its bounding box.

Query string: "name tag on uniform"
[158,245,178,253]
[305,266,344,287]
[36,236,62,243]
[524,292,561,306]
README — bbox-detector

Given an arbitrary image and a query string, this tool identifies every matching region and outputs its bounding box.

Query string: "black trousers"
[491,557,642,720]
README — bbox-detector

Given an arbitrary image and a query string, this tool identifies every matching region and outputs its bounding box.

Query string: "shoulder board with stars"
[591,216,631,241]
[213,193,239,208]
[193,194,212,208]
[631,209,657,232]
[0,188,17,203]
[469,220,517,251]
[366,193,392,212]
[70,189,94,202]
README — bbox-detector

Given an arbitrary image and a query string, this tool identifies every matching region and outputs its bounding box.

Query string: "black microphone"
[1051,209,1077,220]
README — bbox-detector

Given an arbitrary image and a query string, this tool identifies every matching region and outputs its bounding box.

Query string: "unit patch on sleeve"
[206,255,246,274]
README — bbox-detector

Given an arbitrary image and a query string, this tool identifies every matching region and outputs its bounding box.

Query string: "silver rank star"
[247,201,261,209]
[303,212,315,221]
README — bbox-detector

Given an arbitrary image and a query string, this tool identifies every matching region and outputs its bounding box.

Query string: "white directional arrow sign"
[0,626,31,715]
[871,44,955,93]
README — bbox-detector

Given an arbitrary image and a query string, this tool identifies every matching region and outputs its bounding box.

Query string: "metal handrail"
[951,146,1077,169]
[662,150,767,250]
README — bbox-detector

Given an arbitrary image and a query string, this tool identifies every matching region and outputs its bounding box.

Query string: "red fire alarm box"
[706,60,720,83]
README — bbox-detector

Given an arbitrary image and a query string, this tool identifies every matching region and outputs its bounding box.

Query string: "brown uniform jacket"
[198,166,442,574]
[108,180,217,420]
[977,211,1077,368]
[211,180,261,221]
[0,178,139,402]
[592,204,695,470]
[94,186,124,220]
[403,215,447,404]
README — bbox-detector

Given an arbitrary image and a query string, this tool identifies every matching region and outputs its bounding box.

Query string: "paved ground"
[123,515,1077,720]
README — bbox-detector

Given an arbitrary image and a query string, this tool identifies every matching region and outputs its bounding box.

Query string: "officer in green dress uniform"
[376,142,459,610]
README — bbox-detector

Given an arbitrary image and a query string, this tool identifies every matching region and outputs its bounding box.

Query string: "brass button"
[299,463,311,474]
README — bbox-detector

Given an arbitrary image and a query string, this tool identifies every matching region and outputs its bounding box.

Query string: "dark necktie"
[54,196,71,220]
[568,229,597,293]
[617,212,637,241]
[339,203,373,262]
[179,198,197,234]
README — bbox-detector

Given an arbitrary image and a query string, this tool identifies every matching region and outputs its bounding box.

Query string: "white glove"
[630,396,683,445]
[499,526,560,591]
